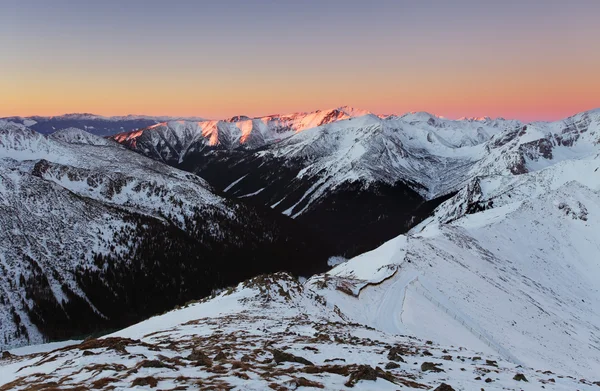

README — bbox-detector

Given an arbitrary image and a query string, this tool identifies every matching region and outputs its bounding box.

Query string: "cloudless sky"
[1,0,599,120]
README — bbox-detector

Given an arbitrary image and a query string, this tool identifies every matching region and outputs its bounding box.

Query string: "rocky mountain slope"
[0,121,330,350]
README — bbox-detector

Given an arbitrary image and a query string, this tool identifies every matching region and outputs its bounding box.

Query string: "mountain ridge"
[0,122,330,350]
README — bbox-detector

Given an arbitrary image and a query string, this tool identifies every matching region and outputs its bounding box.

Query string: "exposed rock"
[421,362,444,373]
[131,377,158,388]
[387,346,407,362]
[139,359,175,370]
[214,350,227,361]
[513,373,528,382]
[284,377,325,389]
[272,349,313,366]
[187,348,213,367]
[344,365,378,387]
[1,351,12,360]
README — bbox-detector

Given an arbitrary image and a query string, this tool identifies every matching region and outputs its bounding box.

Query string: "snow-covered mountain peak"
[334,105,373,117]
[400,110,443,123]
[110,107,380,154]
[456,115,495,122]
[49,127,115,146]
[59,113,106,120]
[0,120,55,159]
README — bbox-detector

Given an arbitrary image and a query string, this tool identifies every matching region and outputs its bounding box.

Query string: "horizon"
[2,0,599,121]
[3,105,600,123]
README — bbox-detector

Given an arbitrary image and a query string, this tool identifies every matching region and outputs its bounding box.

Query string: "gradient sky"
[2,0,599,120]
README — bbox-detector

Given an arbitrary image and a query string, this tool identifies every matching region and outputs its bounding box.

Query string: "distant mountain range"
[110,107,598,256]
[1,114,206,136]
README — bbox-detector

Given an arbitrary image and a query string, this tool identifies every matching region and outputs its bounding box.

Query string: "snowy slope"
[1,273,596,390]
[472,108,600,178]
[305,153,600,379]
[48,127,116,146]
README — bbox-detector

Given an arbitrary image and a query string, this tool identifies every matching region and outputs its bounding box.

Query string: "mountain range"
[1,114,205,136]
[0,107,599,389]
[0,122,329,349]
[111,107,597,256]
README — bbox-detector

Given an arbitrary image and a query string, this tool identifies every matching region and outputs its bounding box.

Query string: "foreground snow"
[1,273,595,390]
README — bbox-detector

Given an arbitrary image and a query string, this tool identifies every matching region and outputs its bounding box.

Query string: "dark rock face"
[433,384,455,391]
[213,350,227,361]
[344,365,397,387]
[520,138,554,161]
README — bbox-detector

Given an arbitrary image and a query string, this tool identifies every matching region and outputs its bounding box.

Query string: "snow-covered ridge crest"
[429,156,600,224]
[48,127,115,146]
[111,106,377,151]
[0,120,55,158]
[112,105,523,151]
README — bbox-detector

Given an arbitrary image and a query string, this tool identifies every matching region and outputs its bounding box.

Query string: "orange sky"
[2,1,599,121]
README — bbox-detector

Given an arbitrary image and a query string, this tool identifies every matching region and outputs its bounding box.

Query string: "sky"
[1,0,599,121]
